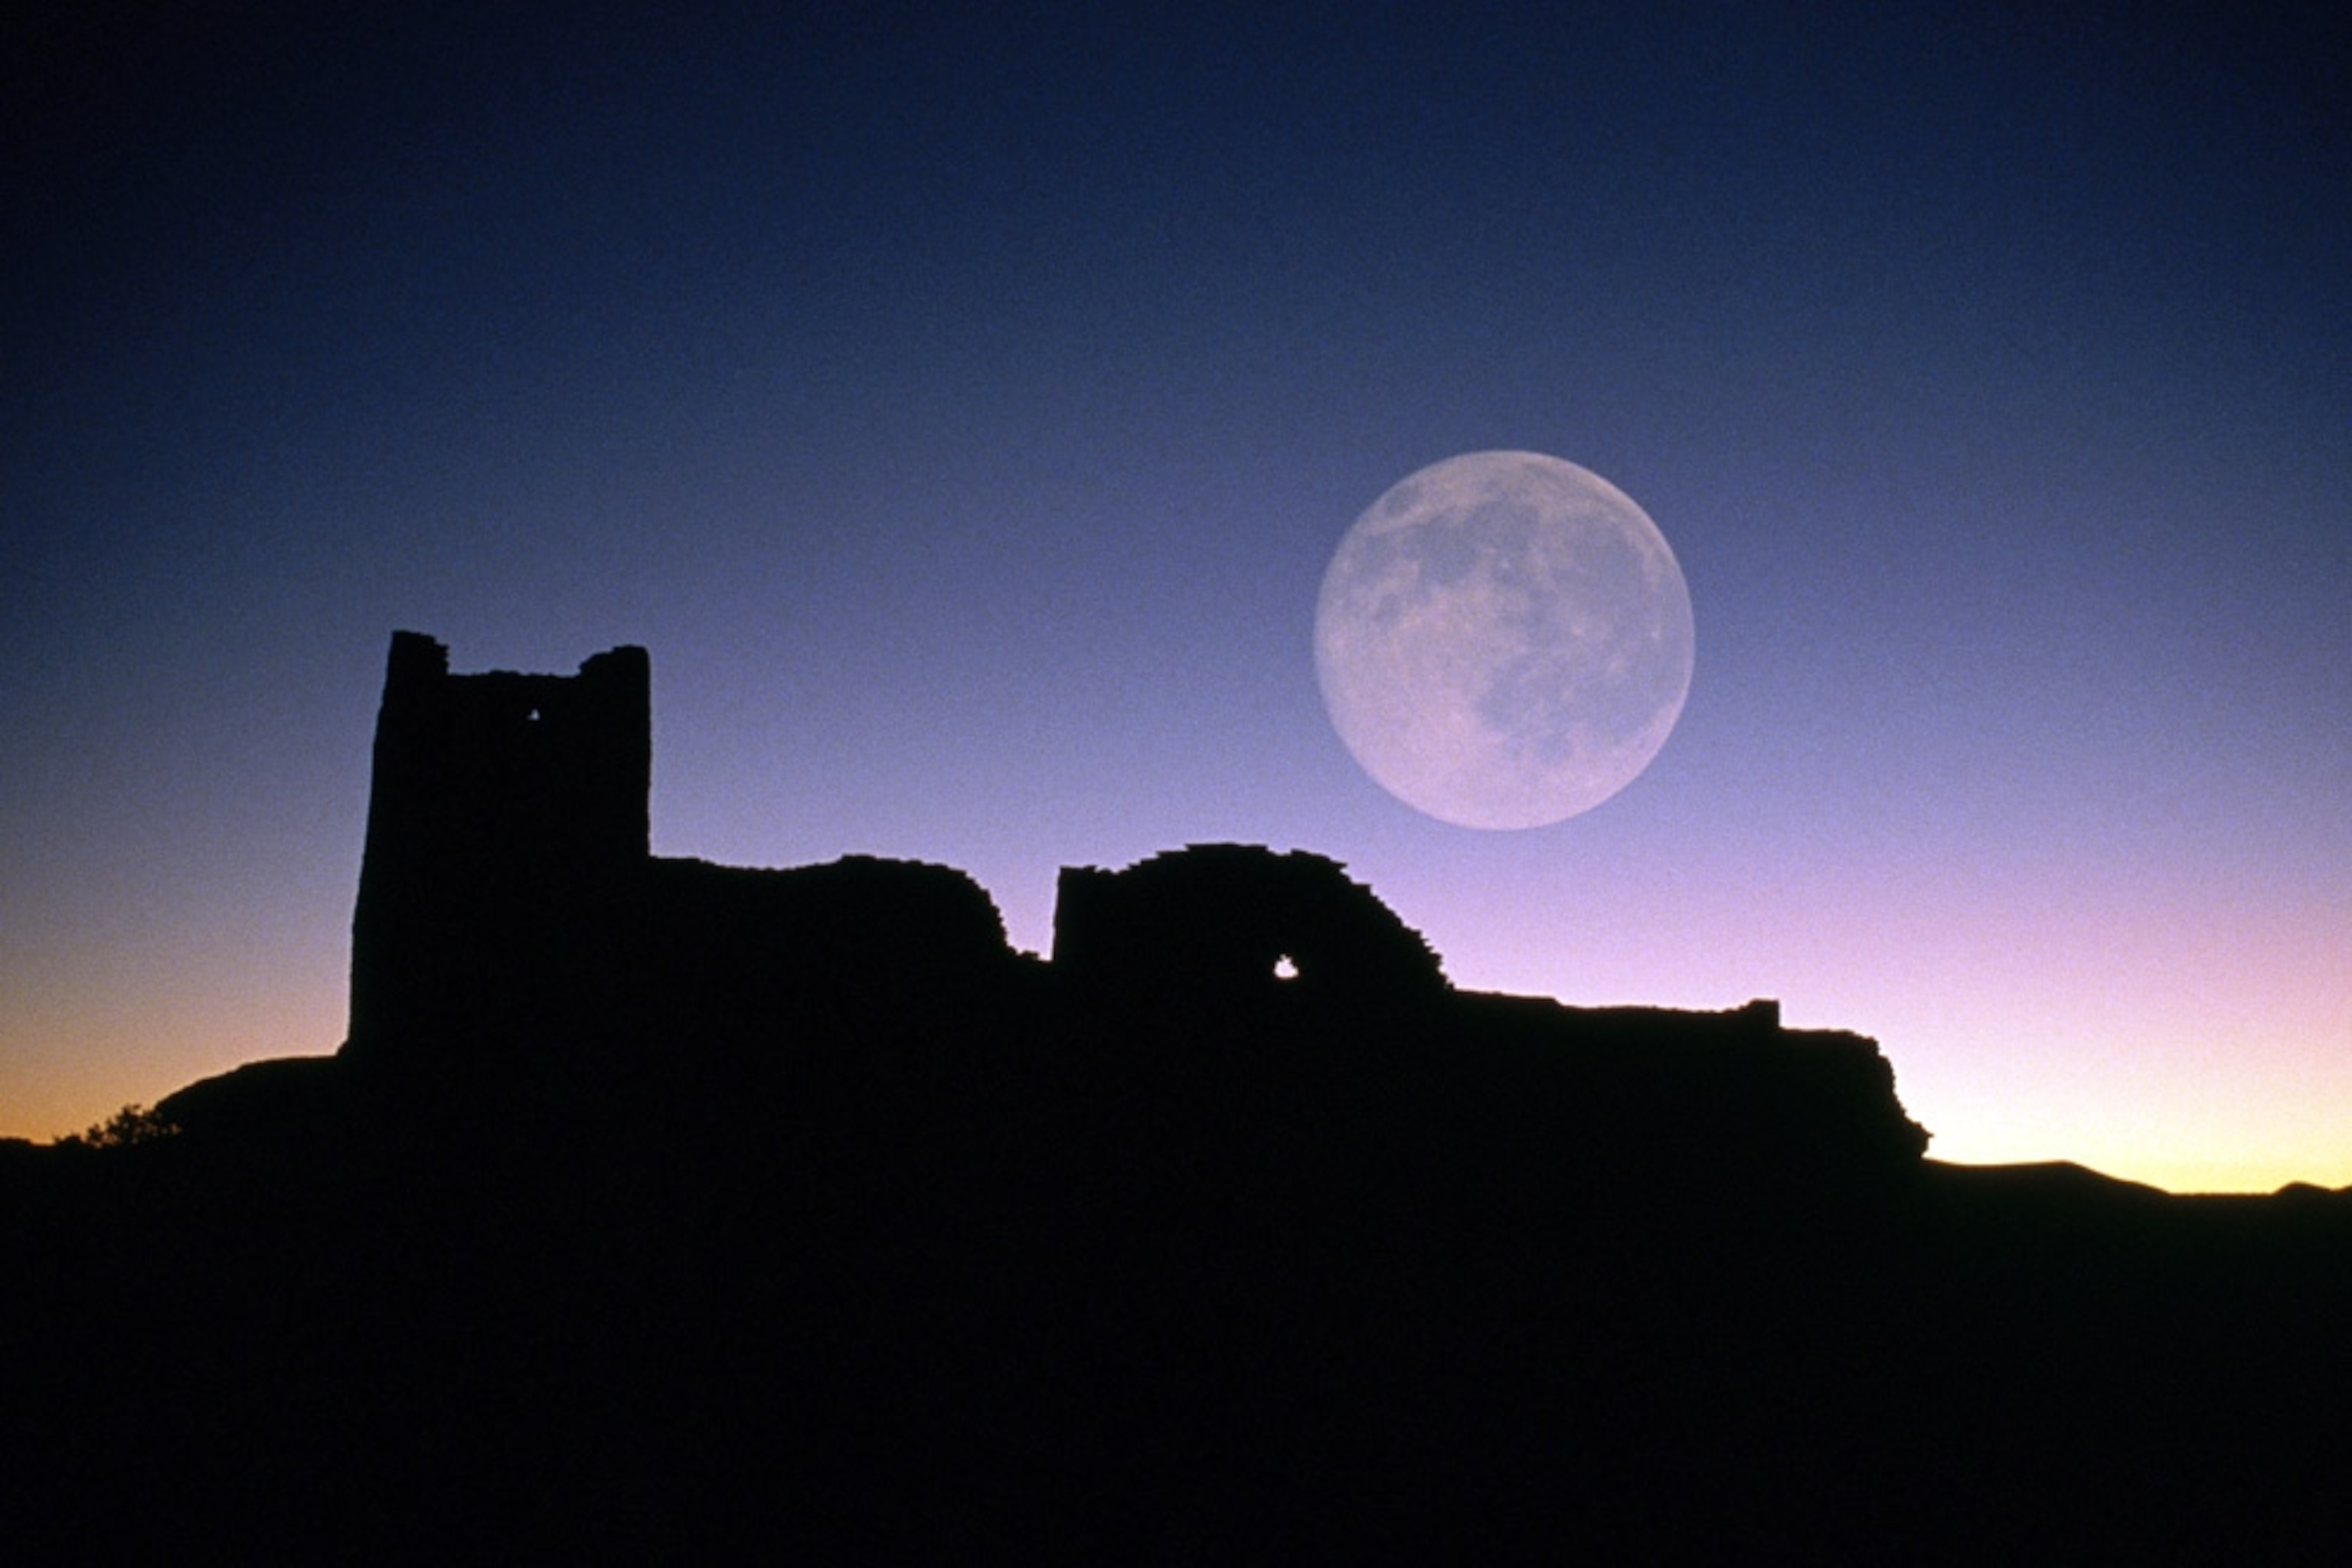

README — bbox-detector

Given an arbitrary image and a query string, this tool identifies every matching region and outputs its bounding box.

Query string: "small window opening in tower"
[1272,954,1299,981]
[526,707,541,722]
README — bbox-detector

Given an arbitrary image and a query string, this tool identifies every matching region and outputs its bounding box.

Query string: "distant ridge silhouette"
[3,632,2344,1560]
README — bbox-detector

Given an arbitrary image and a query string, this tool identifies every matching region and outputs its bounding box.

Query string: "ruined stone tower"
[347,631,651,1056]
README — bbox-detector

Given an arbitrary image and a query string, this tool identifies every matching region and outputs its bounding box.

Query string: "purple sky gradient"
[5,4,2346,1188]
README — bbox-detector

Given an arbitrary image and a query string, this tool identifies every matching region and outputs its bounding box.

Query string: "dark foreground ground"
[6,969,2347,1561]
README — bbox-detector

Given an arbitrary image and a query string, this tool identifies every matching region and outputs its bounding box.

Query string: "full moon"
[1315,451,1694,830]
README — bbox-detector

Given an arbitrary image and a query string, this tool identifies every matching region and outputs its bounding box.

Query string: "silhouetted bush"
[59,1103,179,1149]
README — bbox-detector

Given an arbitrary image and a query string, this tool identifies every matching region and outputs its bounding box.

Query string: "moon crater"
[1315,451,1694,830]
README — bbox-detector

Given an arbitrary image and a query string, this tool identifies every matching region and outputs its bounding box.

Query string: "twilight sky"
[5,3,2345,1190]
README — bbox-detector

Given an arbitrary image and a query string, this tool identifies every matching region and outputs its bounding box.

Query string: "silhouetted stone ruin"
[333,635,1926,1174]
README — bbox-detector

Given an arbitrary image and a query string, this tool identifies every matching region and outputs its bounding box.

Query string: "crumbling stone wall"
[1051,844,1448,1011]
[636,854,1018,1042]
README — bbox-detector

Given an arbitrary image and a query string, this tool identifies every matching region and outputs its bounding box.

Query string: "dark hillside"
[5,635,2344,1558]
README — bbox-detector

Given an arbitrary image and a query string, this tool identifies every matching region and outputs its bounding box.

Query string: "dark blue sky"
[5,3,2347,1187]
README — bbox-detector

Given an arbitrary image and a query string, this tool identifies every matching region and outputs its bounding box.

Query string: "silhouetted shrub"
[60,1103,180,1149]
